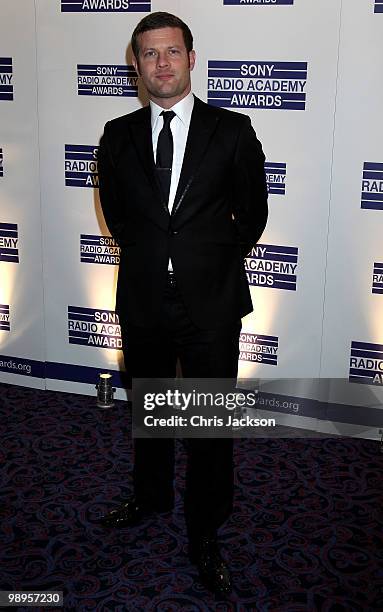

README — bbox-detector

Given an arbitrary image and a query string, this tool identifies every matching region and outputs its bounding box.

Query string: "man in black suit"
[98,12,268,597]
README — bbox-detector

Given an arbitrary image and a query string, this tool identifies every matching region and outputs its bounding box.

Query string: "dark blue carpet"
[0,382,382,611]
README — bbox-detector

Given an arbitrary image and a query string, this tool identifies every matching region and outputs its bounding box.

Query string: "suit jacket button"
[171,230,178,236]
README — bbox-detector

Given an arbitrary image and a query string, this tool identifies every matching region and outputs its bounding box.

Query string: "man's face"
[133,26,195,108]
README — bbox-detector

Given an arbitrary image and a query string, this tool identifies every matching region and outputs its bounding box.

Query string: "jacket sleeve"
[232,115,268,258]
[98,121,124,245]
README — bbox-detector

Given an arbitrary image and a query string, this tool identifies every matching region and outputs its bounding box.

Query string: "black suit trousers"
[120,275,241,542]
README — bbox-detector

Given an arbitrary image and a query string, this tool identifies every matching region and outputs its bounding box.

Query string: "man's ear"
[132,55,140,75]
[189,50,196,72]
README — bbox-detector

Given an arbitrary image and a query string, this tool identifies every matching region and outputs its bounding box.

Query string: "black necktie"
[155,110,175,206]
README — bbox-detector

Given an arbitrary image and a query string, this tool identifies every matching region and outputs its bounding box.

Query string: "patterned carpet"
[0,382,382,611]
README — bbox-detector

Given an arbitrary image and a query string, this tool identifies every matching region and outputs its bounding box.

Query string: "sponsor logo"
[208,60,307,109]
[0,223,19,263]
[0,58,13,101]
[245,244,298,290]
[224,0,293,4]
[239,333,278,364]
[372,262,383,294]
[68,306,122,349]
[0,305,10,332]
[265,161,286,195]
[61,0,150,12]
[349,341,383,385]
[77,64,138,97]
[65,145,98,187]
[80,234,120,265]
[361,162,383,210]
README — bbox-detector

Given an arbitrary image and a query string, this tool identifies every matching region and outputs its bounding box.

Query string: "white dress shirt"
[150,91,194,270]
[150,91,194,214]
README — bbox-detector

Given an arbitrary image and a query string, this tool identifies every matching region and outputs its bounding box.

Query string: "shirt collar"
[150,91,194,131]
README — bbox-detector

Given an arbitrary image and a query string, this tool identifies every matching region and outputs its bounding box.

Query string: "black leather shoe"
[189,536,232,598]
[99,497,173,528]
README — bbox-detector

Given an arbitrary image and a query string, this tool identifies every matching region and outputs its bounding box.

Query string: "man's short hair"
[131,11,193,58]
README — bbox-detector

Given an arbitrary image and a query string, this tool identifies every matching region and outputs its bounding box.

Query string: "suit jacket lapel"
[128,107,169,220]
[127,97,220,224]
[172,96,220,216]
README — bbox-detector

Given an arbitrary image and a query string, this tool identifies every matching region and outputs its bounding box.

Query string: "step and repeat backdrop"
[0,0,382,437]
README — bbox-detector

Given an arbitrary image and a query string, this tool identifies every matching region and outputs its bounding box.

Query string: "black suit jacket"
[98,95,268,329]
